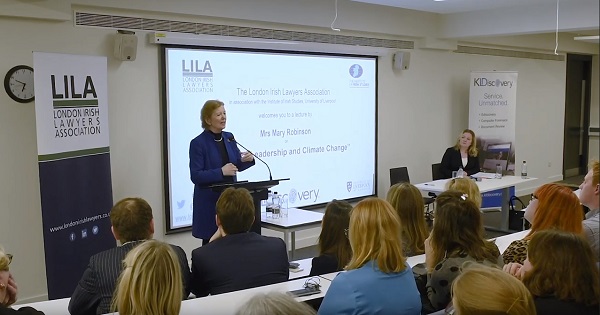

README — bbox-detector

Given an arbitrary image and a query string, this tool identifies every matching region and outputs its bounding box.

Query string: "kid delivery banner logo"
[182,60,214,93]
[473,77,514,88]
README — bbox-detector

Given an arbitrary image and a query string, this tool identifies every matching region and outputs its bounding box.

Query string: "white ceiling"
[352,0,584,14]
[352,0,599,39]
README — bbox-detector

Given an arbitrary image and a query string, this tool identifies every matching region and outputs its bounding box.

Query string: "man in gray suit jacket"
[190,187,289,297]
[68,198,191,315]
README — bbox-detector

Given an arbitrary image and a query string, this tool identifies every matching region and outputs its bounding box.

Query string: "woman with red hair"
[503,183,583,264]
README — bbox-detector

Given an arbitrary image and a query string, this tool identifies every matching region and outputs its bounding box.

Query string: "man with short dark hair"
[190,187,289,297]
[69,198,191,315]
[580,160,599,260]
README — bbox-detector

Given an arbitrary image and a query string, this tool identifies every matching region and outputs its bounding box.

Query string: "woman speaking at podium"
[189,100,255,244]
[440,129,480,179]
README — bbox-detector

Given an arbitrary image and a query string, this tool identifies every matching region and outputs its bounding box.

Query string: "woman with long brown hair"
[503,183,583,264]
[420,190,501,312]
[386,183,429,256]
[309,200,352,276]
[503,230,600,315]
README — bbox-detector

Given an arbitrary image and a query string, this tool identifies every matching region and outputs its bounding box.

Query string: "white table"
[12,297,70,315]
[261,208,323,259]
[178,276,331,315]
[289,257,313,280]
[415,175,536,231]
[402,229,530,267]
[14,276,330,315]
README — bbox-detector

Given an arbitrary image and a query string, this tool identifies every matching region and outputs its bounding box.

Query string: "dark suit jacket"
[309,254,340,276]
[190,232,289,297]
[440,147,480,179]
[189,130,255,239]
[68,241,191,315]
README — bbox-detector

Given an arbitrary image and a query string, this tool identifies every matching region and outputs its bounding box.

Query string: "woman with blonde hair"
[503,183,583,264]
[318,198,421,315]
[445,177,482,209]
[236,292,316,315]
[440,129,480,178]
[452,263,536,315]
[386,183,429,256]
[310,200,352,276]
[503,230,600,315]
[112,240,183,315]
[418,190,501,312]
[0,247,44,315]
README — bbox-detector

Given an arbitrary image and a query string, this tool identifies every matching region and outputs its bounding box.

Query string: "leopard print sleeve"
[502,239,529,265]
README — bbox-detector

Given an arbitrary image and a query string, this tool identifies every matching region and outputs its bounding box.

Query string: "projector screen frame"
[160,44,379,234]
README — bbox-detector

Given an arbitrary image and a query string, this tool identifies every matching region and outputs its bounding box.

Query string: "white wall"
[0,0,598,303]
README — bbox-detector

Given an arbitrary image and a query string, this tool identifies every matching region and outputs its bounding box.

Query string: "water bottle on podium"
[271,192,281,219]
[265,192,273,219]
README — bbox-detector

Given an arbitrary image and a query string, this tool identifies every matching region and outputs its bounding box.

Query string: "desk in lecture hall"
[14,270,328,315]
[319,229,530,282]
[415,175,536,231]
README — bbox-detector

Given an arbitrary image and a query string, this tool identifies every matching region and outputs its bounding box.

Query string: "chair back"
[431,163,443,180]
[390,167,410,185]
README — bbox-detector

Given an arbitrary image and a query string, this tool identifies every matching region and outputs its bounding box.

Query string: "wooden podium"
[209,178,288,234]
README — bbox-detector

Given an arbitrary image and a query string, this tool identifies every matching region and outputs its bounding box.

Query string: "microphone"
[228,136,273,181]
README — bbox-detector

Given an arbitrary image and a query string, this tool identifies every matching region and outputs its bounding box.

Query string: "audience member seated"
[579,160,599,260]
[503,183,582,264]
[503,229,600,315]
[112,240,182,315]
[318,197,421,315]
[69,198,191,315]
[445,177,482,209]
[451,263,536,315]
[309,200,352,276]
[0,247,44,315]
[415,190,502,313]
[439,129,480,178]
[235,292,316,315]
[190,187,288,297]
[386,183,429,256]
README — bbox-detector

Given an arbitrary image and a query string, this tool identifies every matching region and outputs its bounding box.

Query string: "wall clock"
[4,65,35,103]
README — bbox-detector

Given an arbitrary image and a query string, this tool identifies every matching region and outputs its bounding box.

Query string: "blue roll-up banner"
[33,52,115,299]
[469,71,518,209]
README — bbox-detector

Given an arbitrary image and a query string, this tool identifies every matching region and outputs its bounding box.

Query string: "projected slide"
[163,47,377,230]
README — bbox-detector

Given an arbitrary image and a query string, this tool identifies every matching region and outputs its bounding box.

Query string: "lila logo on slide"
[346,181,352,192]
[349,64,363,78]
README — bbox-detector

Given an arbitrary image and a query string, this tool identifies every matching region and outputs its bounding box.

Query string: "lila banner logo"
[50,75,101,139]
[346,181,352,192]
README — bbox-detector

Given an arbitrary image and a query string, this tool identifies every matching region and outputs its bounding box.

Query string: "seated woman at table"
[236,292,316,315]
[318,198,421,315]
[503,183,583,265]
[112,240,182,315]
[416,190,502,313]
[503,230,600,315]
[309,200,352,276]
[386,183,429,256]
[0,247,44,315]
[445,177,482,208]
[440,129,480,178]
[452,263,536,315]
